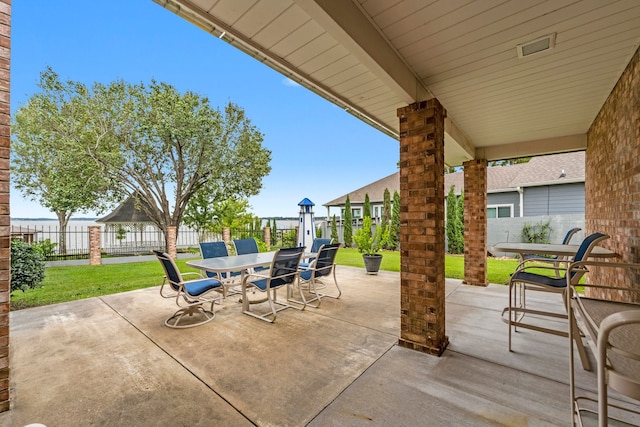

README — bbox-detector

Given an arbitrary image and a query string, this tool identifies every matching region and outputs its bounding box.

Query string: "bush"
[282,229,297,247]
[11,240,46,293]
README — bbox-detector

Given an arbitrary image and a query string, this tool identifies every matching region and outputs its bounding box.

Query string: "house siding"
[523,183,585,216]
[487,192,520,217]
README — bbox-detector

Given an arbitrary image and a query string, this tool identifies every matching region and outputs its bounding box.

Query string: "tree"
[363,193,371,219]
[489,157,531,167]
[330,214,338,243]
[12,68,118,252]
[182,190,218,241]
[84,79,271,250]
[446,186,464,254]
[382,188,391,225]
[390,190,401,250]
[344,195,353,248]
[381,188,391,249]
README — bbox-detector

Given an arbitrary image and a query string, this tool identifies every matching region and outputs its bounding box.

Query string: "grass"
[11,249,525,310]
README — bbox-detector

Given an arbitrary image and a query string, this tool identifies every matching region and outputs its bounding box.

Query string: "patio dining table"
[186,251,316,312]
[491,242,618,259]
[187,252,275,312]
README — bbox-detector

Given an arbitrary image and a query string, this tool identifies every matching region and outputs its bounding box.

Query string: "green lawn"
[10,249,522,310]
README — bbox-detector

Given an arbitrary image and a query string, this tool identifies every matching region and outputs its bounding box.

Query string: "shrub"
[32,238,57,258]
[10,240,46,293]
[521,220,552,244]
[282,229,297,247]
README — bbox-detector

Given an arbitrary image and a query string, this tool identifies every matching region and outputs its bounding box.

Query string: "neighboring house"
[323,151,585,221]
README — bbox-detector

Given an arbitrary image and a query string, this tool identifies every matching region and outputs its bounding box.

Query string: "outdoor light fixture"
[517,33,556,58]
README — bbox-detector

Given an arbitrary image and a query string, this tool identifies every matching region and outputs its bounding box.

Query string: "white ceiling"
[153,0,640,166]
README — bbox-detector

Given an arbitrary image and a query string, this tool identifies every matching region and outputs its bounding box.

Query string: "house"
[323,152,585,221]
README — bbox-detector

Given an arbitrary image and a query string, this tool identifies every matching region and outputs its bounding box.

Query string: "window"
[487,204,513,218]
[353,208,361,219]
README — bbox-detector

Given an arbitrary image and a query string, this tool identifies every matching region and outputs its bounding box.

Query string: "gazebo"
[97,195,163,251]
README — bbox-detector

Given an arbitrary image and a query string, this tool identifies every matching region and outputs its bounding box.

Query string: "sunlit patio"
[1,265,638,426]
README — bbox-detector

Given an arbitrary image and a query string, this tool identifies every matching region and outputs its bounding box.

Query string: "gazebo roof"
[97,195,154,224]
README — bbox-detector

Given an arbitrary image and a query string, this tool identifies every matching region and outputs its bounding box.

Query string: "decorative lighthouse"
[297,198,315,250]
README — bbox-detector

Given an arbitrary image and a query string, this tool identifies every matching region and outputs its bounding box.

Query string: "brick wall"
[0,0,8,412]
[463,159,488,286]
[586,46,640,294]
[397,99,449,356]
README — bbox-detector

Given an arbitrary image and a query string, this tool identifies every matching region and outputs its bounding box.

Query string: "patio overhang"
[152,0,640,165]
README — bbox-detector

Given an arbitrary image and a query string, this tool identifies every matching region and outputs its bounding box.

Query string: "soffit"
[154,0,640,165]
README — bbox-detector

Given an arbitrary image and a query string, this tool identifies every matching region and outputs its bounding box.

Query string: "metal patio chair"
[291,243,341,308]
[199,241,241,297]
[299,238,333,268]
[502,232,610,370]
[232,238,268,272]
[154,250,223,329]
[241,246,305,323]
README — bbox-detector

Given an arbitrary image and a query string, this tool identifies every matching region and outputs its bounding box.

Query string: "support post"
[397,99,449,355]
[463,159,488,286]
[88,226,102,266]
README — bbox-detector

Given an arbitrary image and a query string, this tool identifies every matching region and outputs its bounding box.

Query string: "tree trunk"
[56,211,71,254]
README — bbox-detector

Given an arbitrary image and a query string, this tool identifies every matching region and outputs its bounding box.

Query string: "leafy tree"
[10,240,45,293]
[12,68,118,252]
[489,157,531,167]
[330,214,338,243]
[363,193,371,219]
[83,79,271,250]
[390,190,401,250]
[446,186,464,254]
[344,195,353,248]
[182,190,217,241]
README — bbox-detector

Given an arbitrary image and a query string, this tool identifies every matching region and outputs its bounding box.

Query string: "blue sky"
[10,1,399,219]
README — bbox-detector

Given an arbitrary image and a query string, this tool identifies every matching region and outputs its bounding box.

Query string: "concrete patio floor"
[1,265,639,426]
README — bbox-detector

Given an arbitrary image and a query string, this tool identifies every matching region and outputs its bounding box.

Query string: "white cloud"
[282,77,301,87]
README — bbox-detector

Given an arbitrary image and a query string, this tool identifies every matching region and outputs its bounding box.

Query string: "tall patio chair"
[567,261,640,426]
[291,243,341,308]
[522,227,582,276]
[502,232,609,370]
[299,238,333,268]
[233,238,268,272]
[241,246,305,323]
[199,241,241,297]
[154,250,223,329]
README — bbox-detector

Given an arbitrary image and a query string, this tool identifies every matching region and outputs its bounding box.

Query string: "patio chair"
[290,243,341,308]
[502,232,609,370]
[154,250,223,329]
[241,246,305,322]
[567,261,640,427]
[199,241,241,297]
[522,227,582,276]
[233,238,268,272]
[299,238,333,268]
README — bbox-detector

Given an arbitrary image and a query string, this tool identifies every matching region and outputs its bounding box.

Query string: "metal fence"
[10,224,299,261]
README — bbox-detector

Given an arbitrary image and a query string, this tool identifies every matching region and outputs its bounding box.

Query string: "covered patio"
[0,0,639,421]
[2,266,636,426]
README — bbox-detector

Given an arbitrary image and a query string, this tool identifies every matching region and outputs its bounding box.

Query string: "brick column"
[88,226,102,266]
[397,99,448,356]
[0,0,9,413]
[167,226,177,259]
[463,159,488,286]
[264,226,271,250]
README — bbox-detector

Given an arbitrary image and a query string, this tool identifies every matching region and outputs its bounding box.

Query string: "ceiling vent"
[517,33,556,58]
